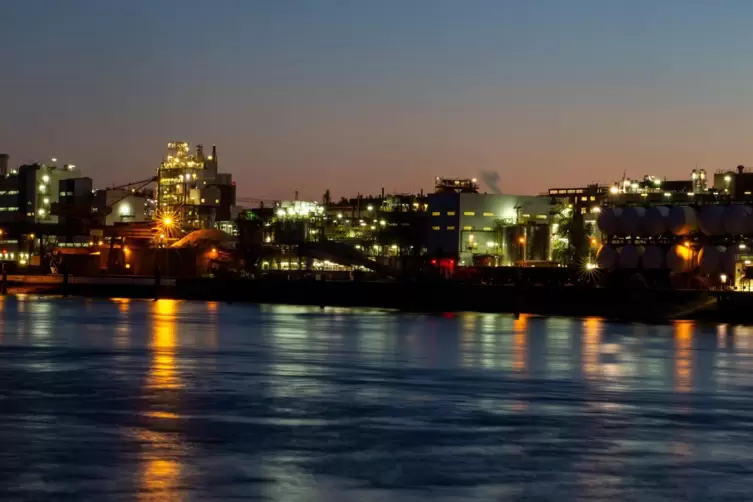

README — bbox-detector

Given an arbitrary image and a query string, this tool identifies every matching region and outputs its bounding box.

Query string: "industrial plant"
[2,141,753,301]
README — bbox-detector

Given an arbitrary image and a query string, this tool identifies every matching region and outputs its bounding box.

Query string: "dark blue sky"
[2,0,753,199]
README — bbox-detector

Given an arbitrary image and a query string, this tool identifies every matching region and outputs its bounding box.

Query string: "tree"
[551,203,593,267]
[323,189,332,205]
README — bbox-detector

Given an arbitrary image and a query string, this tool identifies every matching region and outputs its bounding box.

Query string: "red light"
[449,259,455,265]
[431,259,438,265]
[232,181,236,186]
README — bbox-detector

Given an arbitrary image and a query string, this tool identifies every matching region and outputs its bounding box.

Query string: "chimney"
[197,144,204,161]
[738,165,745,174]
[212,145,217,161]
[0,154,8,176]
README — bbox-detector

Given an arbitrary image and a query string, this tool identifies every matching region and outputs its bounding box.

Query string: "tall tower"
[156,142,205,227]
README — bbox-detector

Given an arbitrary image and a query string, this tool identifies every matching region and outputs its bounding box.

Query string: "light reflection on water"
[1,298,753,500]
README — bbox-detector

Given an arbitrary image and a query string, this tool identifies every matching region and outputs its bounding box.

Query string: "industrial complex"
[2,143,753,294]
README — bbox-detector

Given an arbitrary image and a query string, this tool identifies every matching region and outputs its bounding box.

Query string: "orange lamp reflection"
[148,299,181,390]
[674,320,693,393]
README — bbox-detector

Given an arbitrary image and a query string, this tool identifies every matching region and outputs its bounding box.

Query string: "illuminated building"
[428,190,553,266]
[157,142,236,230]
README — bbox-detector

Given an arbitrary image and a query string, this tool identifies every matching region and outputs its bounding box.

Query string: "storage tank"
[596,244,619,269]
[667,206,698,235]
[620,207,646,236]
[644,206,669,236]
[619,244,641,268]
[642,245,665,270]
[723,204,753,236]
[666,244,695,273]
[698,245,725,275]
[699,205,727,236]
[721,247,739,276]
[596,207,622,236]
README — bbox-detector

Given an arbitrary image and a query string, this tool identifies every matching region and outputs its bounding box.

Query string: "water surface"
[0,296,749,501]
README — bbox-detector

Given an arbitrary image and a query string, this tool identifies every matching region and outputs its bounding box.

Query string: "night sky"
[2,0,753,200]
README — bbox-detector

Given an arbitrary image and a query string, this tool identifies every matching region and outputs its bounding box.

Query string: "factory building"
[92,189,148,226]
[428,178,553,266]
[156,142,236,230]
[0,162,82,224]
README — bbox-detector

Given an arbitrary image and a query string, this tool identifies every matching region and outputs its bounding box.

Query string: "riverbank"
[3,275,742,323]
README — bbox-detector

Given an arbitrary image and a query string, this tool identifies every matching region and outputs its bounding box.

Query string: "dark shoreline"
[5,277,747,324]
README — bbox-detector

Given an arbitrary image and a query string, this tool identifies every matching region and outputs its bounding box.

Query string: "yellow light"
[98,240,104,246]
[125,264,131,269]
[163,216,173,226]
[518,236,525,244]
[684,241,691,248]
[586,262,597,270]
[609,186,619,194]
[590,238,597,246]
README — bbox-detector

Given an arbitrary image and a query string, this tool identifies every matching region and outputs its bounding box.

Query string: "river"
[0,295,750,500]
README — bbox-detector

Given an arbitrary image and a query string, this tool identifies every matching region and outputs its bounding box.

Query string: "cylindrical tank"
[644,206,669,236]
[642,245,665,270]
[667,206,698,236]
[721,247,739,276]
[723,204,753,236]
[596,244,619,269]
[699,205,727,236]
[619,244,641,269]
[620,207,646,236]
[698,245,725,275]
[596,207,623,236]
[666,244,695,273]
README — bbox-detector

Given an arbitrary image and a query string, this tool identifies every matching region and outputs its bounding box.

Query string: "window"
[590,196,595,201]
[431,211,441,216]
[463,226,473,230]
[483,212,494,217]
[482,227,492,231]
[447,211,456,216]
[432,226,441,231]
[463,211,475,216]
[447,226,456,230]
[581,196,588,201]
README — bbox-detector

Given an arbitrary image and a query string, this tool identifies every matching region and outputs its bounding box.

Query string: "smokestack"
[0,154,8,176]
[212,145,217,161]
[196,144,204,161]
[738,165,745,174]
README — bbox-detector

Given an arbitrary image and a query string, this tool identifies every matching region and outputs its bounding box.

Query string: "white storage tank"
[666,244,695,273]
[698,245,725,274]
[620,207,646,236]
[596,207,623,237]
[723,204,753,235]
[596,244,619,269]
[619,244,642,269]
[667,206,698,236]
[642,245,665,270]
[699,205,727,236]
[644,206,669,236]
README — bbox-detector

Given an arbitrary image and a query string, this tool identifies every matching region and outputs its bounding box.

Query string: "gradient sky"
[2,0,753,200]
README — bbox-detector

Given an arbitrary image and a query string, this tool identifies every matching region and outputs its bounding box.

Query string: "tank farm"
[596,197,753,290]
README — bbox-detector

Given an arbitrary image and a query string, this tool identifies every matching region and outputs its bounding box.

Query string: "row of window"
[432,211,494,217]
[0,207,20,212]
[0,190,19,196]
[432,226,494,231]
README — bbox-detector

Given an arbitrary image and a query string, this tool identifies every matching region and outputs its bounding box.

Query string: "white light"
[37,208,45,216]
[42,175,49,183]
[664,192,672,197]
[367,205,374,211]
[337,213,343,219]
[276,209,285,217]
[43,198,49,205]
[725,175,732,182]
[487,241,496,247]
[586,262,597,270]
[51,158,57,163]
[654,179,662,186]
[39,184,46,192]
[379,220,386,226]
[720,273,728,283]
[740,243,747,250]
[118,203,131,216]
[591,206,601,213]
